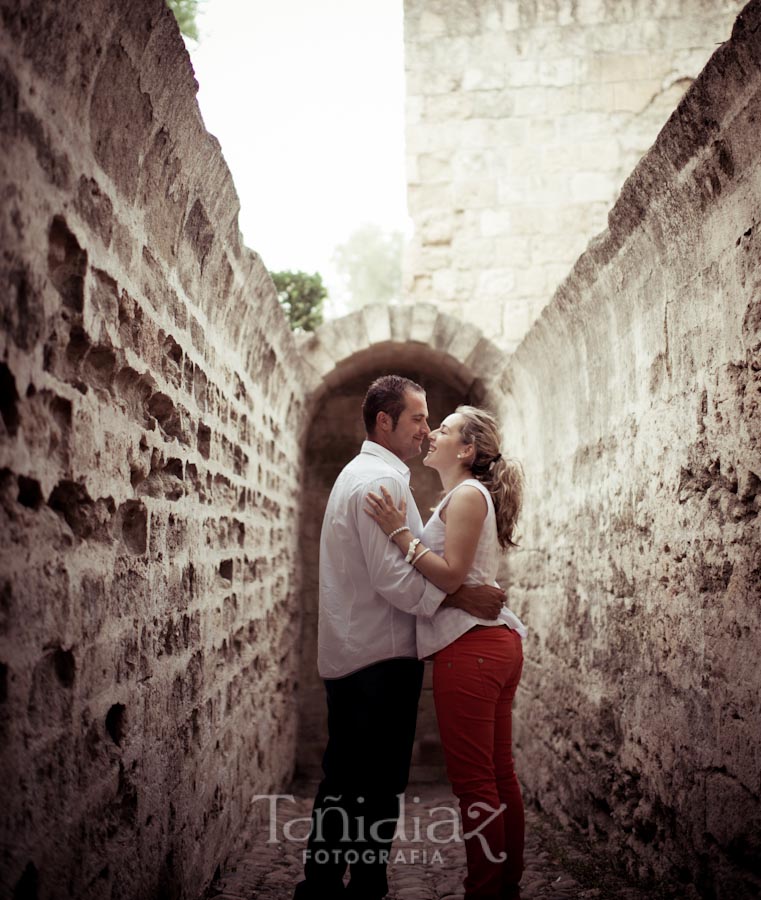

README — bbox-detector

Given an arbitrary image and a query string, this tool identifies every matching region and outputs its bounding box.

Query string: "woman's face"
[424,412,470,469]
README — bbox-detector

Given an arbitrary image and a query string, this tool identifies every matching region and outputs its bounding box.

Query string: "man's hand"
[444,583,505,620]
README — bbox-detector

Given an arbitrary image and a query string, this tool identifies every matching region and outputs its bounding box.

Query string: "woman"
[365,405,526,900]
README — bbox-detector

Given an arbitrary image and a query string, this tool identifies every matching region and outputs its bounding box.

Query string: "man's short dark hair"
[362,375,425,434]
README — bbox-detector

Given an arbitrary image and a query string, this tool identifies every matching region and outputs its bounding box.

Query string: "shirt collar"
[361,440,410,482]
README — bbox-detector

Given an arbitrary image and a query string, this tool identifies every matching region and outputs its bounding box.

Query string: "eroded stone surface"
[0,0,304,897]
[500,4,761,897]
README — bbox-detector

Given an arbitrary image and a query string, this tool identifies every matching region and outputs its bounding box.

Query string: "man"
[294,375,505,900]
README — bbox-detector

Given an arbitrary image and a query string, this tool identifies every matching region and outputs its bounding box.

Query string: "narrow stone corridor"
[208,784,667,900]
[2,0,760,898]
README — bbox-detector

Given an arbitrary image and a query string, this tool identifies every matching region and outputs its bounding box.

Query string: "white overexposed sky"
[189,0,410,315]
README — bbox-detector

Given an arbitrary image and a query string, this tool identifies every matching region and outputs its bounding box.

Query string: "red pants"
[433,626,524,900]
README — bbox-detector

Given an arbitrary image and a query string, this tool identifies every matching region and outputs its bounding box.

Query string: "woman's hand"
[364,485,407,536]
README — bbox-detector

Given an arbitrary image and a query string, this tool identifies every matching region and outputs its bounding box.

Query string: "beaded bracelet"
[388,526,411,542]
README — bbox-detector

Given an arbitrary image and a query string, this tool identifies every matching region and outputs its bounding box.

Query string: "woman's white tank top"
[416,478,527,659]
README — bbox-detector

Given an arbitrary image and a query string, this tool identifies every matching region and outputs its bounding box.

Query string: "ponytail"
[484,455,523,549]
[456,406,523,549]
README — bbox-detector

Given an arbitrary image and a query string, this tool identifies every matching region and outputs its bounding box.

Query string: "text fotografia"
[304,847,444,865]
[252,794,509,865]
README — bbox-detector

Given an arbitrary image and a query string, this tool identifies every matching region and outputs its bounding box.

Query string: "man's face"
[384,390,430,462]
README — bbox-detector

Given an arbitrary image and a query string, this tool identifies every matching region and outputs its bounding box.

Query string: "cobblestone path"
[208,784,662,900]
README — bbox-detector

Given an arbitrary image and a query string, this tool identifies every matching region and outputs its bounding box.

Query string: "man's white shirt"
[318,440,446,679]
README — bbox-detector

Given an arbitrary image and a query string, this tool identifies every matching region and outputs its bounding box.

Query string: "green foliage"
[166,0,201,41]
[333,224,404,311]
[271,270,327,333]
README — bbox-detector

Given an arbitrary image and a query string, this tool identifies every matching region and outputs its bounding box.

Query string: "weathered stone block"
[90,44,153,203]
[424,91,474,122]
[463,59,505,91]
[418,151,454,182]
[361,304,393,345]
[502,1,520,31]
[432,269,457,301]
[75,177,114,249]
[612,78,664,113]
[453,177,498,207]
[480,208,513,237]
[420,210,456,246]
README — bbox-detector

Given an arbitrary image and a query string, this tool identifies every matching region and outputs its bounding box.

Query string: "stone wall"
[403,0,745,349]
[499,3,761,895]
[0,1,304,898]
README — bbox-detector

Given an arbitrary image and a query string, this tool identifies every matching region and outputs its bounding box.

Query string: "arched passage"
[294,305,508,780]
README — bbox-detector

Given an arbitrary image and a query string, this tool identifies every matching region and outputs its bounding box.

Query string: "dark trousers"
[295,657,424,900]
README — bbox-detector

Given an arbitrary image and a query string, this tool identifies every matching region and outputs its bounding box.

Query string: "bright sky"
[189,0,410,315]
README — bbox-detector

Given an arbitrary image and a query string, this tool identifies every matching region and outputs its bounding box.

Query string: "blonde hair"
[455,405,523,549]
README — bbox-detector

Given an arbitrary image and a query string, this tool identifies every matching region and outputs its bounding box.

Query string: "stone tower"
[403,0,745,348]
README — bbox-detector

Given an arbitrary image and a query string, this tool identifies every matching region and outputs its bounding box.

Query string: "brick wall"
[403,0,745,349]
[500,4,761,895]
[0,1,304,898]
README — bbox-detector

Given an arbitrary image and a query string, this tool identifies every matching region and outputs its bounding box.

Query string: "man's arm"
[443,583,505,620]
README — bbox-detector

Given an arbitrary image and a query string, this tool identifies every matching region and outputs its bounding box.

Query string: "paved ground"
[207,783,672,900]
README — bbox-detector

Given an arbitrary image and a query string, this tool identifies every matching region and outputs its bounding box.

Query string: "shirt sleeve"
[354,475,446,619]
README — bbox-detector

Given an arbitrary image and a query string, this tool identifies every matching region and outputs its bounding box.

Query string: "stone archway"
[294,304,508,781]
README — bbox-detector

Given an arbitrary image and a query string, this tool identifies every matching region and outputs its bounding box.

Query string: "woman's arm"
[365,484,487,595]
